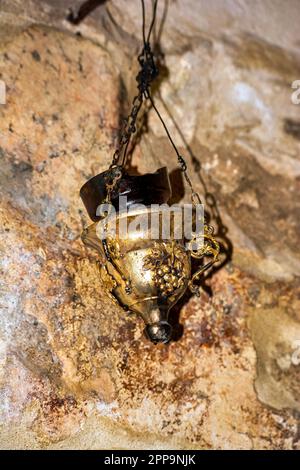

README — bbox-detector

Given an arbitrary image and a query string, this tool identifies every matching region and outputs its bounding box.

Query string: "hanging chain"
[109,94,143,169]
[107,1,159,200]
[107,0,202,208]
[144,90,202,206]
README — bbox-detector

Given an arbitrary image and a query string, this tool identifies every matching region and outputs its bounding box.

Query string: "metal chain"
[107,1,159,200]
[108,0,202,208]
[144,90,202,206]
[109,93,144,169]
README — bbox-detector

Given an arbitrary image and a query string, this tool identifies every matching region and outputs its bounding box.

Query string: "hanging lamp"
[80,0,220,344]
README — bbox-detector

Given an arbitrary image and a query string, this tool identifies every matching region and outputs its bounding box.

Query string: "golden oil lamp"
[80,167,219,343]
[79,0,220,343]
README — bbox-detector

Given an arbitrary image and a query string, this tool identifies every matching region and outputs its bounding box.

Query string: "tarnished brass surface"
[82,207,219,344]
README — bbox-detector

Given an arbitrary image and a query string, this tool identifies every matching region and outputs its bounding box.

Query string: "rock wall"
[0,0,299,449]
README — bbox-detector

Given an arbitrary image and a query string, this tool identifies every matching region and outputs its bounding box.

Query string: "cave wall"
[0,0,300,449]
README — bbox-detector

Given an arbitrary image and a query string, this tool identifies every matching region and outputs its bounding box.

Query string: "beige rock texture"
[0,0,300,450]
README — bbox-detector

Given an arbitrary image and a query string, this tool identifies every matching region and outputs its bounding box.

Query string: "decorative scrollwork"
[99,263,118,303]
[188,224,220,295]
[105,237,121,260]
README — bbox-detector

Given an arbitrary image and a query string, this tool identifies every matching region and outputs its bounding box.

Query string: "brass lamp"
[80,167,219,343]
[79,0,220,344]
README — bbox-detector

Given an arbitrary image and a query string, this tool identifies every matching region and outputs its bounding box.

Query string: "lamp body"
[80,167,219,343]
[82,207,191,343]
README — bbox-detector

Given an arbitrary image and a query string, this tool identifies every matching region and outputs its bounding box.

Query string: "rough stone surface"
[0,0,300,450]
